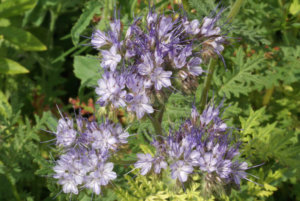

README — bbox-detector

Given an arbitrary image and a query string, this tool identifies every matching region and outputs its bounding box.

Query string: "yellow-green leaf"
[0,26,46,51]
[290,0,300,15]
[0,0,37,18]
[0,57,29,74]
[0,18,10,27]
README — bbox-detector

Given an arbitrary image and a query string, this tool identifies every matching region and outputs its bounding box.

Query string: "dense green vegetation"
[0,0,299,200]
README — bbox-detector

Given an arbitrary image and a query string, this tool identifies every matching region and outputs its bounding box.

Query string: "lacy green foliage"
[187,0,216,17]
[0,99,52,200]
[229,168,282,200]
[116,170,215,201]
[240,107,300,171]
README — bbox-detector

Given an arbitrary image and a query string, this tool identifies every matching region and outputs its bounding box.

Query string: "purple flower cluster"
[52,113,129,195]
[92,9,226,119]
[134,102,248,187]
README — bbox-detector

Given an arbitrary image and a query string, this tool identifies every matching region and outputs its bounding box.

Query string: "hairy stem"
[6,174,21,201]
[200,59,217,111]
[199,0,245,110]
[262,86,274,106]
[149,104,166,137]
[227,0,245,23]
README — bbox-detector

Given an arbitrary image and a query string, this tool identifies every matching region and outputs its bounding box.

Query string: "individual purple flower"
[109,20,121,41]
[127,93,154,119]
[172,46,192,69]
[158,16,173,39]
[147,10,158,25]
[91,30,110,49]
[231,161,248,185]
[90,129,118,151]
[184,19,200,35]
[151,67,172,90]
[200,17,221,37]
[187,57,204,76]
[134,153,153,175]
[53,151,86,194]
[95,71,127,107]
[153,157,168,174]
[170,160,193,182]
[101,45,121,71]
[56,118,77,147]
[138,53,154,75]
[114,124,130,144]
[85,162,117,195]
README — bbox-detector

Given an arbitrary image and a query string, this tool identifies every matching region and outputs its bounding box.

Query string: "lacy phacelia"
[134,102,248,189]
[52,112,129,195]
[91,9,226,119]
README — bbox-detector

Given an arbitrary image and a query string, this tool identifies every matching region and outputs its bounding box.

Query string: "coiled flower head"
[92,8,227,119]
[134,101,249,192]
[52,111,129,195]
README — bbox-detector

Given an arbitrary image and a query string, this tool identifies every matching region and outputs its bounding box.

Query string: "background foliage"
[0,0,299,200]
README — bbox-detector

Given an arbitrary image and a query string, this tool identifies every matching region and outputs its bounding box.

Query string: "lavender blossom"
[95,71,127,107]
[91,8,228,119]
[134,153,153,175]
[170,160,193,182]
[101,45,121,71]
[56,118,77,147]
[91,30,110,49]
[134,101,249,188]
[51,111,129,195]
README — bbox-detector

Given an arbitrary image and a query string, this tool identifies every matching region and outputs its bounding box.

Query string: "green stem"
[262,86,274,106]
[5,174,21,201]
[200,59,217,111]
[149,104,165,137]
[199,0,245,110]
[227,0,245,23]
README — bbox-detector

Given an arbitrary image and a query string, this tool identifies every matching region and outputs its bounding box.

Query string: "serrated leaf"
[217,47,265,98]
[0,26,46,51]
[73,55,102,87]
[0,0,37,18]
[240,107,265,136]
[71,1,102,45]
[0,57,29,74]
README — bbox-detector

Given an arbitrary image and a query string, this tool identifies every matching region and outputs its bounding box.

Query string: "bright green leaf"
[0,26,47,51]
[290,0,300,15]
[0,57,29,74]
[0,0,37,18]
[0,18,10,27]
[73,55,102,87]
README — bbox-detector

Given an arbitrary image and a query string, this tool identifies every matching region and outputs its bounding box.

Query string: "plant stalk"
[227,0,245,23]
[200,59,216,111]
[199,0,245,110]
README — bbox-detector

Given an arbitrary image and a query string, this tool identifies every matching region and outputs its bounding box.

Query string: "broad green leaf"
[0,26,46,51]
[0,18,10,27]
[0,0,37,18]
[73,55,102,87]
[0,57,29,74]
[71,1,102,45]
